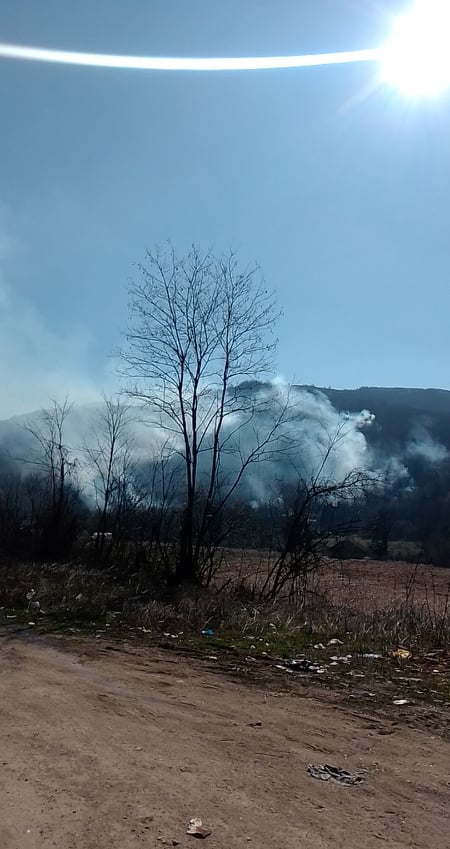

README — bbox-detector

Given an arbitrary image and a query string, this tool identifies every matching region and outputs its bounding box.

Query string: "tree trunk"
[176,502,197,584]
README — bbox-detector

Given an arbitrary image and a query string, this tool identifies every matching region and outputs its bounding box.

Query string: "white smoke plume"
[0,383,379,503]
[406,425,449,464]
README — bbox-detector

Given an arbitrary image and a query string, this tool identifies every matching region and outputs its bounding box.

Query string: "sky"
[1,0,450,417]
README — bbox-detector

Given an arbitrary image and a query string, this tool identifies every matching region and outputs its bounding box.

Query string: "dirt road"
[0,636,448,849]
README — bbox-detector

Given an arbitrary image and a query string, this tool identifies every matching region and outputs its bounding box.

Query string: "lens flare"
[1,4,450,98]
[381,0,450,96]
[0,42,380,72]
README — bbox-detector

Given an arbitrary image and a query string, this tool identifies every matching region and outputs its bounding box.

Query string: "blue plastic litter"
[201,628,214,636]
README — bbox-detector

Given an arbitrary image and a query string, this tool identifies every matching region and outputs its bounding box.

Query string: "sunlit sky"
[1,0,450,416]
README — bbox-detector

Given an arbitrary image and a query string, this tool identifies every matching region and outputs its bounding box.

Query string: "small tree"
[83,396,134,559]
[261,470,367,600]
[24,399,81,557]
[260,423,372,600]
[122,245,280,585]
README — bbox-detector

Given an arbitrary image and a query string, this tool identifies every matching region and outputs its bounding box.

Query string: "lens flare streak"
[0,42,381,72]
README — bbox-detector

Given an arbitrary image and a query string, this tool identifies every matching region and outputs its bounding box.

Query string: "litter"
[276,658,325,674]
[327,638,344,646]
[201,629,214,636]
[330,655,352,663]
[392,648,411,660]
[187,818,211,839]
[307,763,364,786]
[363,653,383,660]
[393,698,410,705]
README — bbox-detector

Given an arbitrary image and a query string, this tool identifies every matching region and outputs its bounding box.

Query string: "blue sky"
[1,0,449,415]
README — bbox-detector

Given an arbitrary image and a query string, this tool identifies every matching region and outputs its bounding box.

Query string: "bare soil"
[0,634,449,849]
[219,550,450,613]
[316,559,450,614]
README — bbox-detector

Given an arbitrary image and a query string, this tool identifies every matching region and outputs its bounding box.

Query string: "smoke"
[1,380,448,508]
[209,384,376,502]
[0,383,373,493]
[0,219,111,418]
[406,425,449,464]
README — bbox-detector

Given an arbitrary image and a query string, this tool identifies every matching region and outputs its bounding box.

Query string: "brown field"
[219,548,450,614]
[315,558,450,614]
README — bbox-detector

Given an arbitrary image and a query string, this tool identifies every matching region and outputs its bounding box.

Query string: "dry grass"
[1,554,449,653]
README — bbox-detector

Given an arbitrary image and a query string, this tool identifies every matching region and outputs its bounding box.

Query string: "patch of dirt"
[0,635,449,848]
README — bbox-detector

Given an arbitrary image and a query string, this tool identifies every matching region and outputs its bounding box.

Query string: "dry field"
[220,549,450,614]
[315,559,450,615]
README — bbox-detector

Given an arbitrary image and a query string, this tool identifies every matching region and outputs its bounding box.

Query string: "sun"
[381,1,450,96]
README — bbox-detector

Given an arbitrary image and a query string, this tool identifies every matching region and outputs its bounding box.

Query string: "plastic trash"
[276,658,325,674]
[201,629,214,636]
[330,655,352,663]
[392,648,411,660]
[393,698,410,705]
[363,652,383,659]
[327,638,344,646]
[307,763,364,786]
[187,818,211,839]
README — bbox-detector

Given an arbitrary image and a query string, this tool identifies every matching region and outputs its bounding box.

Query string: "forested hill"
[300,386,450,450]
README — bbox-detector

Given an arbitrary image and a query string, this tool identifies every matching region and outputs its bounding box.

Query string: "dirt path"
[0,636,449,849]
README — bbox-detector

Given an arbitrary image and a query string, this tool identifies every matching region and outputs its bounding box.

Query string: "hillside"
[300,386,450,451]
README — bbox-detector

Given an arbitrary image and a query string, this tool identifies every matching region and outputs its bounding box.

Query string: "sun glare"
[381,0,450,96]
[1,2,450,98]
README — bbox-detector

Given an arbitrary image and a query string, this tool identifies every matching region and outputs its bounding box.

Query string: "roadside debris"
[327,638,344,646]
[187,818,211,839]
[26,589,44,614]
[201,629,214,637]
[275,658,325,674]
[307,763,364,786]
[363,653,383,660]
[393,698,410,705]
[392,648,411,660]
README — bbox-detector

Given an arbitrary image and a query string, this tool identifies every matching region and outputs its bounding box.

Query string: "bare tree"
[24,398,81,556]
[121,244,281,584]
[83,396,134,558]
[260,423,373,600]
